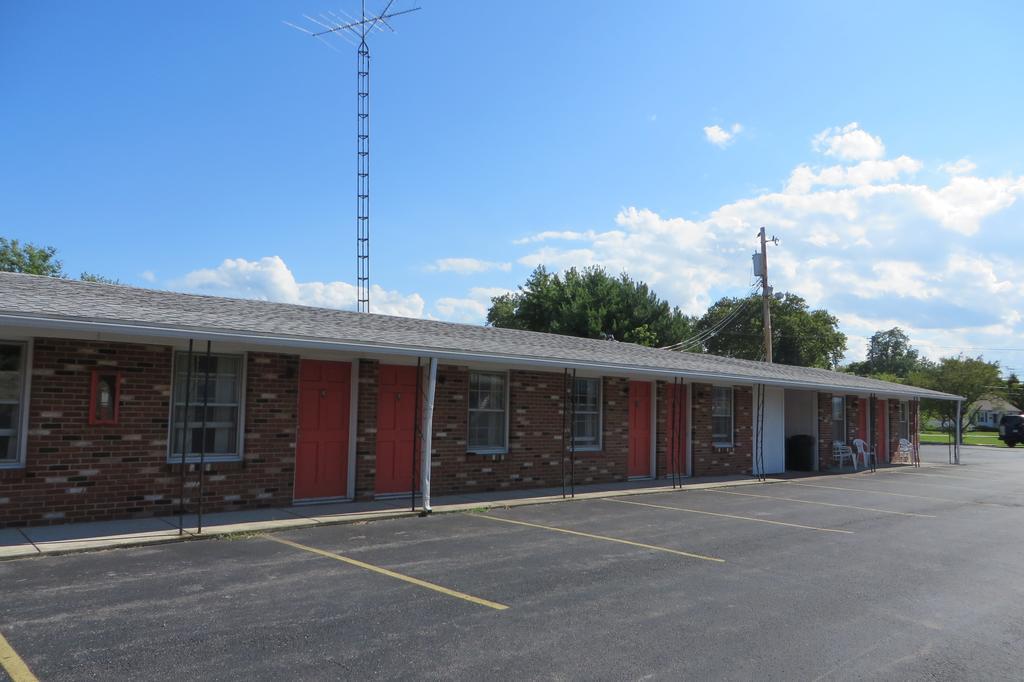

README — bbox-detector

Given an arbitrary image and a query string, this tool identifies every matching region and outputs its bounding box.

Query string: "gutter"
[0,312,964,402]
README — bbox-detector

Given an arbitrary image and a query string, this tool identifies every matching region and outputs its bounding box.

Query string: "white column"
[420,358,439,513]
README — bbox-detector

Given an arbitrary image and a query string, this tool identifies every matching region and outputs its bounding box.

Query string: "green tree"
[79,272,121,284]
[0,237,65,277]
[487,265,695,347]
[911,355,1002,443]
[1,237,120,284]
[693,292,847,368]
[847,327,922,378]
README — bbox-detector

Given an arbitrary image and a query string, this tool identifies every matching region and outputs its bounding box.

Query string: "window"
[468,371,507,453]
[89,370,121,425]
[0,342,27,466]
[169,352,244,462]
[572,377,602,449]
[711,386,734,446]
[832,396,846,444]
[898,400,909,439]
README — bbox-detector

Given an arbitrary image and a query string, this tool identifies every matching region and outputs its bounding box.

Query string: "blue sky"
[3,1,1023,373]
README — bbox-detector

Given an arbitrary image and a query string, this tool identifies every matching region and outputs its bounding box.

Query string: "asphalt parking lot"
[3,444,1024,681]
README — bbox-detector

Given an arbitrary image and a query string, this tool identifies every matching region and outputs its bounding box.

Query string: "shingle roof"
[971,395,1021,413]
[0,272,961,400]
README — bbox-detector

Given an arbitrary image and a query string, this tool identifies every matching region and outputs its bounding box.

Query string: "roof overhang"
[0,312,964,402]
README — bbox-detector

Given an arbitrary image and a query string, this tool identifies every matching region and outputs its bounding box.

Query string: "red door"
[376,365,420,495]
[628,381,652,477]
[665,382,688,477]
[858,399,869,441]
[876,399,889,463]
[295,360,351,500]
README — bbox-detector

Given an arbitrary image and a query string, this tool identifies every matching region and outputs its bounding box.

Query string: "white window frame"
[0,340,31,469]
[167,351,247,463]
[832,396,846,445]
[467,370,509,454]
[711,385,734,447]
[572,376,603,451]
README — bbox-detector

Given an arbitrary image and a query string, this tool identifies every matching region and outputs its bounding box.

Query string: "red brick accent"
[818,392,834,469]
[354,359,379,499]
[690,383,753,476]
[1,339,297,528]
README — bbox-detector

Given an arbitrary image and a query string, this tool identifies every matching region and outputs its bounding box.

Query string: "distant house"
[971,396,1022,428]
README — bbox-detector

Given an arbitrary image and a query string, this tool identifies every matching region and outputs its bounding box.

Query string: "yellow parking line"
[0,629,38,682]
[782,481,995,506]
[606,498,854,534]
[703,488,936,518]
[475,514,724,563]
[267,536,508,611]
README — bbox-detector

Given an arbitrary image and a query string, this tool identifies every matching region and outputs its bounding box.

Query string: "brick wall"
[889,399,903,461]
[354,359,379,499]
[425,366,630,495]
[818,392,834,469]
[690,383,753,476]
[0,339,297,528]
[845,395,860,444]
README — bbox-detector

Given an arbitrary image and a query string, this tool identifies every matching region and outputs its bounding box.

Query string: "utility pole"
[756,227,779,363]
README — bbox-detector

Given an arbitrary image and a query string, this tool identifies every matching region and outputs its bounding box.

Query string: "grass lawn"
[920,431,1011,448]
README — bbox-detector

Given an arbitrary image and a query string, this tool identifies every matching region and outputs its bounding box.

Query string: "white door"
[753,386,786,475]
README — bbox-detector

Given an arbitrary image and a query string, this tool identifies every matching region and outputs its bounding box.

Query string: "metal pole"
[868,395,875,471]
[668,379,677,488]
[570,368,577,498]
[678,381,687,480]
[561,369,568,499]
[197,341,212,534]
[178,339,194,536]
[419,358,438,514]
[759,227,774,364]
[955,399,962,465]
[411,357,422,513]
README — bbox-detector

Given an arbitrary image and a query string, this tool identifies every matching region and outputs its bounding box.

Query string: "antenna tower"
[287,2,421,313]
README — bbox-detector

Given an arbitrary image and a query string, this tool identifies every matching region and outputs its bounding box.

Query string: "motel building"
[0,272,962,528]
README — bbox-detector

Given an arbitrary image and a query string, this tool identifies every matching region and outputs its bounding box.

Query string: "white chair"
[852,438,873,469]
[833,441,856,470]
[898,438,919,466]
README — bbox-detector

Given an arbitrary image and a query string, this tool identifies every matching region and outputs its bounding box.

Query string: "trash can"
[786,434,815,471]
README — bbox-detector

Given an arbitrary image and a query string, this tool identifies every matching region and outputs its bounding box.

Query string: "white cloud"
[139,270,156,283]
[812,122,885,161]
[176,256,425,318]
[704,123,743,148]
[940,158,977,175]
[512,230,596,245]
[427,257,511,275]
[434,287,512,323]
[503,123,1024,367]
[785,156,923,194]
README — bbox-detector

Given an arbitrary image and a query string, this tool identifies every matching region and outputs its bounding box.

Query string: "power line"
[661,288,760,352]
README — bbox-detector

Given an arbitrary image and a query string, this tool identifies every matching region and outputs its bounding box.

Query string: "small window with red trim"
[89,370,121,425]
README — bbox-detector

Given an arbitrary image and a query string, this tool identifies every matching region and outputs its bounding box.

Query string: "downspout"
[419,358,438,515]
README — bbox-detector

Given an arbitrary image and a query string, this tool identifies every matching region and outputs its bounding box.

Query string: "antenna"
[287,2,421,313]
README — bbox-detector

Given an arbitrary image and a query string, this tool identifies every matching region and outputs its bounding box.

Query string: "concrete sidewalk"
[0,475,783,560]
